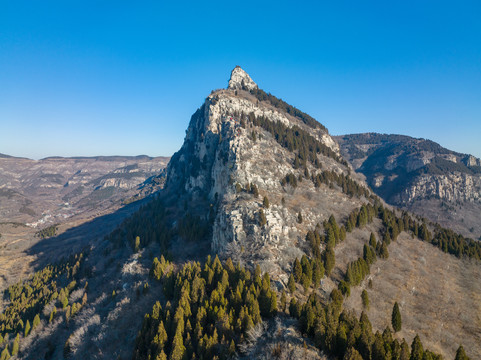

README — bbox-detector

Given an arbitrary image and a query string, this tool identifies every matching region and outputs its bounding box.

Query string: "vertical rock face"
[164,67,362,278]
[463,155,481,167]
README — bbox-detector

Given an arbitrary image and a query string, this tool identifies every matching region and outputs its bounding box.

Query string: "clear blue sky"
[1,1,480,159]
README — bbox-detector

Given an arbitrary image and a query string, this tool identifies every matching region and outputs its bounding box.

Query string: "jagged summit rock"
[228,65,258,91]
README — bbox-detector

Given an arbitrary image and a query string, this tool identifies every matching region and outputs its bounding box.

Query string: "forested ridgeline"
[238,84,328,133]
[0,253,87,359]
[223,108,346,168]
[279,167,372,200]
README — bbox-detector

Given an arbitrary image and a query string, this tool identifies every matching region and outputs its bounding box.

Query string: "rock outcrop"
[164,67,365,278]
[228,66,258,91]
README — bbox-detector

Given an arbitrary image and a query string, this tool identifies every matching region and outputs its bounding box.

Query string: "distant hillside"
[0,154,169,291]
[0,154,169,226]
[41,155,155,161]
[336,133,481,239]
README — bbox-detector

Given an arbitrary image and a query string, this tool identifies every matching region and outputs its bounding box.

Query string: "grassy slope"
[342,232,481,359]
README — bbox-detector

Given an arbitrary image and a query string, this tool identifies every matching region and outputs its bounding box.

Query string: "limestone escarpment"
[336,133,481,238]
[394,172,481,204]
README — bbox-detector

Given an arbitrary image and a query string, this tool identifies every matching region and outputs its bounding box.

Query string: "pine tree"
[263,196,270,208]
[410,334,424,360]
[134,236,141,252]
[280,290,287,312]
[255,264,262,280]
[12,334,19,356]
[455,345,470,360]
[229,340,236,356]
[170,326,186,360]
[155,350,167,360]
[0,347,10,360]
[301,274,311,293]
[324,247,335,276]
[301,255,312,280]
[369,232,377,248]
[293,258,303,282]
[326,228,336,248]
[357,206,368,227]
[380,242,389,259]
[328,215,340,242]
[392,302,402,332]
[24,320,31,337]
[61,293,69,309]
[49,308,56,323]
[33,314,40,330]
[259,209,267,227]
[151,257,163,280]
[343,347,363,360]
[65,306,71,323]
[400,339,411,360]
[338,280,350,297]
[288,273,296,293]
[289,298,300,318]
[362,244,374,265]
[154,321,168,352]
[269,291,278,316]
[361,289,369,309]
[312,260,323,288]
[251,183,259,197]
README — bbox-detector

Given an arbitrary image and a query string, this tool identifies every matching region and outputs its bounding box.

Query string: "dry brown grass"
[343,232,481,359]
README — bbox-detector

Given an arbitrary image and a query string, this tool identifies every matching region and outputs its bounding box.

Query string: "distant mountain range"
[0,154,169,226]
[336,133,481,239]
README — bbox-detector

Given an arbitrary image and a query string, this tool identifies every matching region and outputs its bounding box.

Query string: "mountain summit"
[227,65,258,91]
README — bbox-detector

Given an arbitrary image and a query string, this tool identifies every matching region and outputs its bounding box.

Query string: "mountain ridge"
[336,132,481,239]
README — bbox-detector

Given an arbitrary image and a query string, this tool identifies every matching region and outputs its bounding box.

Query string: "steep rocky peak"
[228,66,257,91]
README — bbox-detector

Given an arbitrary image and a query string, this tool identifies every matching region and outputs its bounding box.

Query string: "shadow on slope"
[25,197,151,271]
